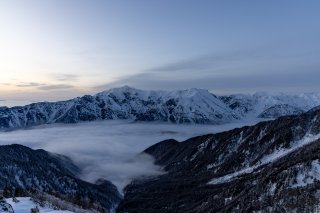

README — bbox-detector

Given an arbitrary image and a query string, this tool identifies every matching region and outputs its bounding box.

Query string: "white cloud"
[0,120,256,192]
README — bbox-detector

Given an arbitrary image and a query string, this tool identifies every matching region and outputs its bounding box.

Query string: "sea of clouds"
[0,120,259,192]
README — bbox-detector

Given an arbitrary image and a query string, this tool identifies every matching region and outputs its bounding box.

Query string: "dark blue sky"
[1,0,320,101]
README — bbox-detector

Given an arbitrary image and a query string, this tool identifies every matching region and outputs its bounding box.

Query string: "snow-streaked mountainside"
[1,86,320,130]
[118,107,320,212]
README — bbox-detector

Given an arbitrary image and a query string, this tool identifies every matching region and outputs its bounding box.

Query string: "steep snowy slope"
[118,107,320,212]
[1,86,320,130]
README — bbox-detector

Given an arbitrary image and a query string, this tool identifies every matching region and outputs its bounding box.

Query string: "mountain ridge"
[1,86,320,130]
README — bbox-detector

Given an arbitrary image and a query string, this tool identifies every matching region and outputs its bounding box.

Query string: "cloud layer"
[0,120,255,191]
[15,81,74,91]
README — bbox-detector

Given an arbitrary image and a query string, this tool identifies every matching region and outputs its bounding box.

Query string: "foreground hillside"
[1,86,320,130]
[5,197,73,213]
[0,144,121,213]
[118,107,320,212]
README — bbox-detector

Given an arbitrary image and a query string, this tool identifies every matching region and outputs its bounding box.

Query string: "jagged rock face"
[1,86,320,130]
[117,108,320,212]
[0,144,122,212]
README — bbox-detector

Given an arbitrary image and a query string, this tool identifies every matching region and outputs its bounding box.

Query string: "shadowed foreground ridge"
[0,144,122,212]
[118,107,320,212]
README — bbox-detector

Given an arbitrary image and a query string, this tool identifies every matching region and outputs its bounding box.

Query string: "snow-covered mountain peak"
[99,85,140,96]
[1,87,320,130]
[98,86,213,100]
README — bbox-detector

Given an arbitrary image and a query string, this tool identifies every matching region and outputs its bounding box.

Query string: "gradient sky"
[1,0,320,102]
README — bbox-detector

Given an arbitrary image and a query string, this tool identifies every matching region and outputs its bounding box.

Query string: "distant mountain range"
[118,106,320,212]
[1,86,320,130]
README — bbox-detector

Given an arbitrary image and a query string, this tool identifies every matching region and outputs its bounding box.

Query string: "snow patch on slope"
[260,133,320,164]
[6,197,73,213]
[289,160,320,188]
